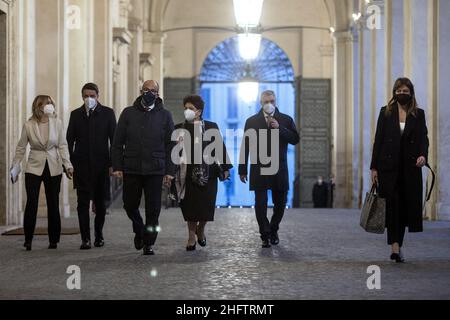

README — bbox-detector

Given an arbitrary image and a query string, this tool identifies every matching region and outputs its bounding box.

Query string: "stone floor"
[1,203,450,300]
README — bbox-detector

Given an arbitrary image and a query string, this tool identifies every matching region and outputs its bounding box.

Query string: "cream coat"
[12,117,73,177]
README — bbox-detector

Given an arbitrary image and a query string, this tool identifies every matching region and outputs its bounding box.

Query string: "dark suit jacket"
[370,105,429,232]
[66,103,117,190]
[239,108,299,191]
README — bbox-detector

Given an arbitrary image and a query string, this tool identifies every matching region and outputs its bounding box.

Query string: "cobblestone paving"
[1,205,450,300]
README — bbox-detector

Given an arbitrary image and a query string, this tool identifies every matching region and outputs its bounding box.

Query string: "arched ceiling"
[148,0,350,33]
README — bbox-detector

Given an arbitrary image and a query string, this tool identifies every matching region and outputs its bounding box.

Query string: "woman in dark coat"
[174,95,233,251]
[370,77,429,263]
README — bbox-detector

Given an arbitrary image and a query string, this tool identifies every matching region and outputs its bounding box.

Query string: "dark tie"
[89,109,94,118]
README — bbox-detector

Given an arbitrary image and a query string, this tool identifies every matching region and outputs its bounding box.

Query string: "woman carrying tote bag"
[370,78,429,263]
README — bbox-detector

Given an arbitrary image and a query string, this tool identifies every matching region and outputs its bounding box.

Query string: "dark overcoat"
[238,108,299,191]
[66,103,117,191]
[370,105,429,232]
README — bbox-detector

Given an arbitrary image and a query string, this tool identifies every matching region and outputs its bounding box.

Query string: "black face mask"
[396,94,412,106]
[142,91,157,107]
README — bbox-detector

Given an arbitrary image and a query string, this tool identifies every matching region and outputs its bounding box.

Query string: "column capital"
[140,53,154,67]
[332,31,353,42]
[128,17,143,32]
[113,27,133,45]
[144,31,167,45]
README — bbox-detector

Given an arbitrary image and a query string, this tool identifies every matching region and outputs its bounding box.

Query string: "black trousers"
[76,169,108,242]
[24,162,62,243]
[386,155,408,248]
[123,174,163,246]
[254,189,288,240]
[386,181,407,247]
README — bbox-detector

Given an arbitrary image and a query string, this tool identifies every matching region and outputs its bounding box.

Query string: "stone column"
[422,0,438,220]
[35,0,71,218]
[128,17,143,104]
[332,31,354,208]
[2,0,39,226]
[93,0,113,107]
[144,31,166,97]
[0,1,8,226]
[386,0,404,89]
[67,0,95,108]
[140,53,154,86]
[438,0,450,220]
[113,27,132,113]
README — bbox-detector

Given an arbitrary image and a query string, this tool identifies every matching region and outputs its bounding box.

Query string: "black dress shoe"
[143,245,154,256]
[270,233,280,246]
[186,244,196,251]
[24,241,32,251]
[48,243,58,249]
[80,241,92,250]
[390,252,405,263]
[262,240,271,248]
[94,239,105,248]
[134,234,144,251]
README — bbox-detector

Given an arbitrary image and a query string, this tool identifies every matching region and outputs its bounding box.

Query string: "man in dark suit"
[111,80,175,256]
[67,83,117,250]
[239,90,300,248]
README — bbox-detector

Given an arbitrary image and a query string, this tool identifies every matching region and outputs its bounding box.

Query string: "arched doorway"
[199,36,296,207]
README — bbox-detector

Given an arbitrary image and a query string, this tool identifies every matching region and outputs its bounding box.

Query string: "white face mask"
[43,104,55,115]
[85,97,97,110]
[184,109,197,122]
[263,103,275,115]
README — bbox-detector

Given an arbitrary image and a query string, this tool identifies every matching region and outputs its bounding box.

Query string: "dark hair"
[386,77,418,117]
[183,95,205,111]
[81,83,99,96]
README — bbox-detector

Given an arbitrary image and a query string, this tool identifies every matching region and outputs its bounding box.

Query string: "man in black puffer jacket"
[112,80,175,256]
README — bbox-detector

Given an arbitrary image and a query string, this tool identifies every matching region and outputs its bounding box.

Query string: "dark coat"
[370,105,429,232]
[239,108,299,191]
[174,120,233,222]
[112,97,176,176]
[313,183,328,208]
[66,103,117,190]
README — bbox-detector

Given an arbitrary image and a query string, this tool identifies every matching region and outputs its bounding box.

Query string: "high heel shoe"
[186,243,196,251]
[24,241,32,251]
[390,252,405,263]
[195,227,207,247]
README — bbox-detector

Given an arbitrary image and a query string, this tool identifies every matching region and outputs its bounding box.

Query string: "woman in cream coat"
[11,95,73,251]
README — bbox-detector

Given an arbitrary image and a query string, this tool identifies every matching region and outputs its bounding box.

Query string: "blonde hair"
[30,95,56,122]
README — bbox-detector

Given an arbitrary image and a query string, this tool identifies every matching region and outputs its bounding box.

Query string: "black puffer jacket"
[112,97,175,176]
